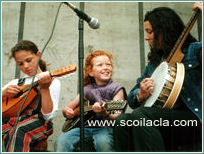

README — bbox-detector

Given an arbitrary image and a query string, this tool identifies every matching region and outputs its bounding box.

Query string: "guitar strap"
[17,78,42,116]
[17,78,25,86]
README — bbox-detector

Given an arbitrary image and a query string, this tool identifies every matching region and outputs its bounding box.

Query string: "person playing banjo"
[114,2,202,152]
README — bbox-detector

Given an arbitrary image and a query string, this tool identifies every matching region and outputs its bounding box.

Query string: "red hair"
[84,50,113,86]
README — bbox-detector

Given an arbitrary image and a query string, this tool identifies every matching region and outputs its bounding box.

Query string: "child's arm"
[109,89,125,119]
[62,94,80,119]
[113,88,125,101]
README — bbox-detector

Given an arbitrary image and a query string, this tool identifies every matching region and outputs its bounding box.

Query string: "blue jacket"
[128,42,202,122]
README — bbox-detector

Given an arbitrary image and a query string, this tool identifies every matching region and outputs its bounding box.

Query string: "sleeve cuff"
[41,109,56,121]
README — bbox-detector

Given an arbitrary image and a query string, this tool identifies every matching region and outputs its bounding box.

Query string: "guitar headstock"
[102,100,127,111]
[50,64,77,77]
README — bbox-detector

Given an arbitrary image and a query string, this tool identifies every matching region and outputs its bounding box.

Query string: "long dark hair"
[144,7,197,65]
[11,40,47,71]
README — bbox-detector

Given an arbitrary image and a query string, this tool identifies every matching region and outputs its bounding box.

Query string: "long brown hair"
[144,7,197,65]
[84,50,113,86]
[11,40,47,71]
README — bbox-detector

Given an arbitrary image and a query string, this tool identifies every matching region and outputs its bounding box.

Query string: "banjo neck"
[167,8,200,65]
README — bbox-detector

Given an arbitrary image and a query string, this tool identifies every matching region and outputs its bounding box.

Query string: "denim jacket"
[128,42,202,122]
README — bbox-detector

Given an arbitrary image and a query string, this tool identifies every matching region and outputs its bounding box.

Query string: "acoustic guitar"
[62,100,127,132]
[2,64,77,118]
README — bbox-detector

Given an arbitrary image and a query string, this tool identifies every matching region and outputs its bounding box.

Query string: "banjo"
[144,8,201,109]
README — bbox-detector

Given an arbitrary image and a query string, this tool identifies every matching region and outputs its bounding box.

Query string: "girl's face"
[89,55,113,86]
[144,21,154,48]
[14,50,41,76]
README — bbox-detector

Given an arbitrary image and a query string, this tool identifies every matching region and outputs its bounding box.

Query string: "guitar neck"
[84,105,93,112]
[21,72,60,93]
[73,105,93,116]
[21,64,77,93]
[167,8,200,64]
[73,100,127,115]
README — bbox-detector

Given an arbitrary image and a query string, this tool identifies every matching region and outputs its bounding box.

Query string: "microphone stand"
[78,2,85,152]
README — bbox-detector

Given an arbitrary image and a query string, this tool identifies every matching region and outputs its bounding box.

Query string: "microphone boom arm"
[63,2,100,29]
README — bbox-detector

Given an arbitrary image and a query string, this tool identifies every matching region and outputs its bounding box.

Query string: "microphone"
[63,2,100,29]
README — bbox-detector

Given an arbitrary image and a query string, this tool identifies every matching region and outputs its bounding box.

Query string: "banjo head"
[144,62,168,107]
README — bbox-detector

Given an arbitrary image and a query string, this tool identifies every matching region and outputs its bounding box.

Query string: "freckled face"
[14,50,40,76]
[89,55,113,86]
[144,21,154,48]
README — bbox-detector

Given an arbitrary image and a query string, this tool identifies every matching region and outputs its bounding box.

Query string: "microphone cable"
[5,2,63,152]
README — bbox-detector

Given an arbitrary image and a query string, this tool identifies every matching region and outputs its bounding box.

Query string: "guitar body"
[2,64,77,119]
[2,88,37,118]
[62,100,127,132]
[62,111,94,132]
